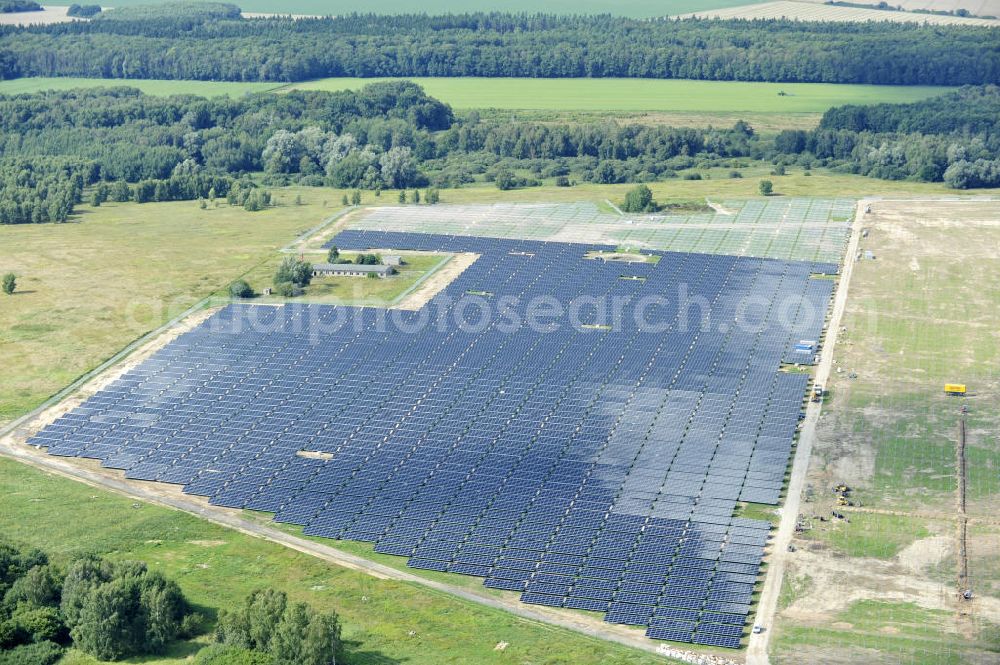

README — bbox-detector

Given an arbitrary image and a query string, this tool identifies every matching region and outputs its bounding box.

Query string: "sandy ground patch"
[896,535,952,574]
[392,252,479,310]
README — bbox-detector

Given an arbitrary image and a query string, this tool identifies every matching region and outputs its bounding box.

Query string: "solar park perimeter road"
[745,199,866,665]
[0,420,686,662]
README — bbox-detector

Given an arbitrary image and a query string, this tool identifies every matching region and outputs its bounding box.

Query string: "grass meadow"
[0,188,339,425]
[0,77,953,118]
[281,78,953,113]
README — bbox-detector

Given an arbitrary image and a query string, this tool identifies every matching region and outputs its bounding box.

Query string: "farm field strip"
[0,77,954,114]
[0,76,280,97]
[677,0,1000,25]
[280,78,954,113]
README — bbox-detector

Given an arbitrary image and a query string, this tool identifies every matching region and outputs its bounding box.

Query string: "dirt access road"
[745,199,865,665]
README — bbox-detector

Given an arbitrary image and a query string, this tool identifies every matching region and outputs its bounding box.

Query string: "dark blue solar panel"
[32,230,837,649]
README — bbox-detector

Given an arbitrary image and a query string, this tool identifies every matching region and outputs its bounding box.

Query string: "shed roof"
[313,262,392,274]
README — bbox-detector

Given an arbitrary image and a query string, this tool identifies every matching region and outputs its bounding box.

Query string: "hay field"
[893,0,1000,15]
[678,0,1000,25]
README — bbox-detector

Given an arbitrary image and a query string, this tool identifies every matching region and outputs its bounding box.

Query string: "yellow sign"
[944,384,967,395]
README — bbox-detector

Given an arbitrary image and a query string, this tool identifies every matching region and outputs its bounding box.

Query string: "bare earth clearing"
[773,199,1000,664]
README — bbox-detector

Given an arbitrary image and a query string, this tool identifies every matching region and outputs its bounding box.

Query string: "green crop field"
[0,457,671,665]
[0,77,953,117]
[282,78,953,113]
[0,77,277,97]
[51,0,766,18]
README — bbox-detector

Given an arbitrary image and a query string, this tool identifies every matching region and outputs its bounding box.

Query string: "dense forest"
[2,82,998,224]
[778,86,1000,187]
[0,82,762,223]
[819,85,1000,135]
[0,4,998,85]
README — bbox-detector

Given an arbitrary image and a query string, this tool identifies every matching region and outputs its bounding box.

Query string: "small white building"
[383,255,403,266]
[312,263,394,278]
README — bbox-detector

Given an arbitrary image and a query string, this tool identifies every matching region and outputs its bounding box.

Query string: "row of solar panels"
[30,233,836,648]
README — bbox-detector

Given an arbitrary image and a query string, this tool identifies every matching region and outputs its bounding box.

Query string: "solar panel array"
[30,231,837,649]
[353,199,854,265]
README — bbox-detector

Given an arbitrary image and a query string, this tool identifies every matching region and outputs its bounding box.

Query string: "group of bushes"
[0,539,198,663]
[197,588,342,665]
[0,538,344,665]
[65,4,101,18]
[0,1,40,13]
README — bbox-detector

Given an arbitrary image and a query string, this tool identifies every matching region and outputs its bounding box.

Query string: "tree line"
[773,85,1000,187]
[0,1,40,13]
[819,85,1000,135]
[2,81,998,225]
[0,5,997,85]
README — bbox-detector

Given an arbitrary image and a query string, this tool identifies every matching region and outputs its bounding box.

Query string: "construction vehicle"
[833,484,850,493]
[836,495,855,507]
[945,383,967,396]
[812,384,825,402]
